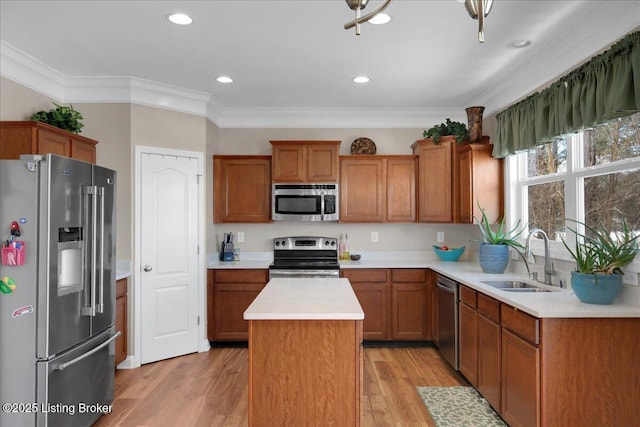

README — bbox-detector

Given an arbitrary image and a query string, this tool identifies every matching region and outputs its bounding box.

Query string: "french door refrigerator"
[0,154,118,427]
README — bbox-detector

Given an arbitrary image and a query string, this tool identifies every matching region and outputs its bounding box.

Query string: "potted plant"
[474,206,528,274]
[423,118,469,144]
[31,102,84,134]
[562,219,639,304]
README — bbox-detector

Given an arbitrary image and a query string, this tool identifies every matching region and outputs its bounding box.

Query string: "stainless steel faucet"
[525,228,556,286]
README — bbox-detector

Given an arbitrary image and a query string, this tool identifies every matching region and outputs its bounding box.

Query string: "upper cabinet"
[214,155,272,223]
[340,155,416,223]
[270,140,340,182]
[412,136,503,223]
[412,137,455,223]
[0,121,97,164]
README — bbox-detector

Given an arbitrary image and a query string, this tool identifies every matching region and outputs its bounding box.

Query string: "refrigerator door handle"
[96,186,105,314]
[53,331,121,371]
[81,185,98,316]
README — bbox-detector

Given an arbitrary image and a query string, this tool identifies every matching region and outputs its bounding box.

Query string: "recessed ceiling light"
[167,13,193,25]
[507,40,532,49]
[368,13,392,25]
[216,76,233,84]
[353,76,370,84]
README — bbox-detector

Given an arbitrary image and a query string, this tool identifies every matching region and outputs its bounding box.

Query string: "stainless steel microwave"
[272,183,339,221]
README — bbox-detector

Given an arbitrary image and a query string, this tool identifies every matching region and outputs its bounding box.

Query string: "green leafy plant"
[423,118,469,144]
[474,205,529,267]
[561,219,639,275]
[31,102,84,134]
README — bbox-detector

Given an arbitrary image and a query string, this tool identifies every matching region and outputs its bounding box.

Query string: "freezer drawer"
[36,328,118,427]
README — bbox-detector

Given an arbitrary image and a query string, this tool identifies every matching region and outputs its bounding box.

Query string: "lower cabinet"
[115,278,128,365]
[429,274,439,346]
[342,268,430,341]
[476,295,502,412]
[207,269,268,341]
[458,286,478,387]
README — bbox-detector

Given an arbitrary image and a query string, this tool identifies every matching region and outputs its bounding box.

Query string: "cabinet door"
[430,283,439,345]
[307,143,339,181]
[415,138,453,222]
[457,143,503,224]
[213,283,266,341]
[386,158,416,222]
[213,157,271,223]
[501,329,540,427]
[477,314,501,412]
[340,157,385,222]
[390,270,428,341]
[271,144,305,181]
[70,138,96,163]
[115,278,127,365]
[351,282,389,340]
[38,129,71,157]
[458,301,478,386]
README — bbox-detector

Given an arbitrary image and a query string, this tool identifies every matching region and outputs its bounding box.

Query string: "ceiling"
[1,1,638,127]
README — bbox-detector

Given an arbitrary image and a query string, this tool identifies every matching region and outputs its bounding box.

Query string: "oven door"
[269,269,340,280]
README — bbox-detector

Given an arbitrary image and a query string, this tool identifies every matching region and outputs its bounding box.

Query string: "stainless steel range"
[269,236,340,279]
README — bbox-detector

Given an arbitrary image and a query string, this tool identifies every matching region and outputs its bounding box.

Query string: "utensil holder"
[2,241,26,266]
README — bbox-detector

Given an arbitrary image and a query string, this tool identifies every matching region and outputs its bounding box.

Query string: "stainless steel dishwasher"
[436,274,459,370]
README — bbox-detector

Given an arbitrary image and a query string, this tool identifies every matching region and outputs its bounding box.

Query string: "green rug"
[416,386,506,427]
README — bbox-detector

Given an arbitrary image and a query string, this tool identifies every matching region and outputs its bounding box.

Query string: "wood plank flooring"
[94,345,468,427]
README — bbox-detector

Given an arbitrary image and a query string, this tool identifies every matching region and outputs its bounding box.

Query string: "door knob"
[143,265,153,272]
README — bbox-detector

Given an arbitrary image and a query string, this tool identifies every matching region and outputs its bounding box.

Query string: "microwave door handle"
[320,195,325,221]
[96,187,105,314]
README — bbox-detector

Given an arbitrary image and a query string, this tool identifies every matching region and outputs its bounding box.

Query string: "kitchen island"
[244,278,364,427]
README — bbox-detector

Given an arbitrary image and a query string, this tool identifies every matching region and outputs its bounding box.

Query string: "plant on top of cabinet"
[475,206,528,274]
[31,102,84,134]
[561,218,639,304]
[423,118,469,144]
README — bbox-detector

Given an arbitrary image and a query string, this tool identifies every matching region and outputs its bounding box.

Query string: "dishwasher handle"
[437,282,456,293]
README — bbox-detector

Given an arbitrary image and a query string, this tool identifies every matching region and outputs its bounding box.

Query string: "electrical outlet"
[237,231,245,243]
[371,231,378,242]
[437,232,445,243]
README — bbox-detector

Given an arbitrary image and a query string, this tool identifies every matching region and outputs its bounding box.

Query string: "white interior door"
[140,153,199,364]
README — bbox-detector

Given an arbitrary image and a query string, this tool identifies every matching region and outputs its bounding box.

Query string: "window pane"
[584,168,640,235]
[527,181,565,240]
[583,112,640,167]
[526,139,567,177]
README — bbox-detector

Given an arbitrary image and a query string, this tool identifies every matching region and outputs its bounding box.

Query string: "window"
[509,111,640,273]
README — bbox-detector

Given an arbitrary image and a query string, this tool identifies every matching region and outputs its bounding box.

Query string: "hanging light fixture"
[344,0,392,35]
[464,0,493,43]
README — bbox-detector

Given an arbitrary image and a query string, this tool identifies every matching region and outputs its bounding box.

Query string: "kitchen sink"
[480,280,559,293]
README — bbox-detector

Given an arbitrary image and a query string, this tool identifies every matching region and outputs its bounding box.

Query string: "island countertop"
[243,278,364,320]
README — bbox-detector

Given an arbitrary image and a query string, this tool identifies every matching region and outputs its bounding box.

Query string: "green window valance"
[494,30,640,158]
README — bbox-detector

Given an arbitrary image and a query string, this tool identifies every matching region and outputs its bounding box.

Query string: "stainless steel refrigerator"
[0,154,118,427]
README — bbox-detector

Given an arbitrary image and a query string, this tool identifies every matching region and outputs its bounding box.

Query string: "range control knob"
[330,241,336,246]
[275,241,281,247]
[325,240,330,246]
[281,240,286,246]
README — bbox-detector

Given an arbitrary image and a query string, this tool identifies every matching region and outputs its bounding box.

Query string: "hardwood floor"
[94,345,468,427]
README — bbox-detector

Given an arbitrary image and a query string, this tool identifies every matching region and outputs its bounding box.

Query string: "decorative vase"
[465,106,485,143]
[570,272,623,305]
[478,243,509,273]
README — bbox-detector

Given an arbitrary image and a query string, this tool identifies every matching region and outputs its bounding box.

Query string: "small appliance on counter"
[219,232,234,261]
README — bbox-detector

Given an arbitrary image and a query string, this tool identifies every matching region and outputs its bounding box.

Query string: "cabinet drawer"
[390,269,426,283]
[342,269,388,283]
[501,304,539,345]
[213,269,268,284]
[477,293,500,322]
[459,285,477,308]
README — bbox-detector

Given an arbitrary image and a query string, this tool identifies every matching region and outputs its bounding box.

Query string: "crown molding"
[1,39,460,128]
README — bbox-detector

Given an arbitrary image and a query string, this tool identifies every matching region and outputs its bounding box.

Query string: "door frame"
[128,145,208,369]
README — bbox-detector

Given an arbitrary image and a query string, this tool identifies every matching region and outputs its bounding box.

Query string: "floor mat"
[416,386,507,427]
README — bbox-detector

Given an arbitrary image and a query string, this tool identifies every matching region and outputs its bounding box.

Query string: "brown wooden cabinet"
[390,269,429,340]
[340,155,416,223]
[343,269,389,340]
[207,269,268,341]
[0,121,97,163]
[457,142,503,223]
[412,136,502,223]
[213,156,271,223]
[458,285,478,386]
[429,273,439,346]
[476,294,502,412]
[115,278,128,365]
[342,268,429,341]
[270,140,340,182]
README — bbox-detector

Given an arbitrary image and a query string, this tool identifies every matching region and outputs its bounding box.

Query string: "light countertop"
[243,278,364,320]
[116,260,131,281]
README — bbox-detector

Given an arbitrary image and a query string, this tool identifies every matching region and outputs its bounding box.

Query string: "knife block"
[220,242,234,261]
